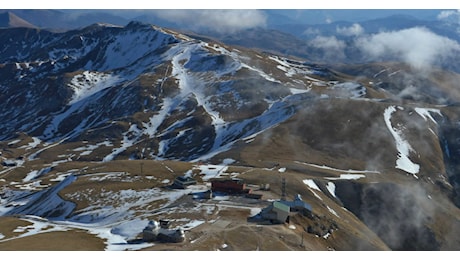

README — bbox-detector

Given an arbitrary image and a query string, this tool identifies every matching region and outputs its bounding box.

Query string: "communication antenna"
[281,177,286,201]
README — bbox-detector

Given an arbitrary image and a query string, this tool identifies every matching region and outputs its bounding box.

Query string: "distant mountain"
[215,27,312,59]
[263,9,301,26]
[0,9,128,30]
[60,11,130,28]
[0,11,37,28]
[0,9,66,29]
[264,9,441,25]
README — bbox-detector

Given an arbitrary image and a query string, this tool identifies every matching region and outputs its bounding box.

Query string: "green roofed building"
[260,201,290,224]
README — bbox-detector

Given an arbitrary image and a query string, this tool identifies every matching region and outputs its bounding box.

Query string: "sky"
[2,0,459,9]
[2,1,459,39]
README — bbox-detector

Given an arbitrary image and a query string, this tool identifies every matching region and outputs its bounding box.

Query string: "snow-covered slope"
[0,21,357,161]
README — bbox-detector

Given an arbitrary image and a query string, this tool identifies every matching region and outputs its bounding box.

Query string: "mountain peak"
[125,20,153,29]
[0,11,37,28]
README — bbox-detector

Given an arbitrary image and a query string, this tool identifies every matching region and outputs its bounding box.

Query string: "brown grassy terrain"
[1,144,459,251]
[0,229,105,251]
[1,150,392,251]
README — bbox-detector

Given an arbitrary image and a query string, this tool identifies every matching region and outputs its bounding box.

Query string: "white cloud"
[310,35,346,59]
[437,10,460,34]
[311,36,345,50]
[336,23,364,36]
[355,27,460,69]
[437,9,460,23]
[149,10,266,34]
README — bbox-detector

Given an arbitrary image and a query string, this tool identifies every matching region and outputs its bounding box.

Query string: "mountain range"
[0,10,460,251]
[3,9,459,71]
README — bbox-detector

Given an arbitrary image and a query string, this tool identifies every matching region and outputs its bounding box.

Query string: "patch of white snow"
[384,106,420,176]
[414,108,442,124]
[326,182,336,198]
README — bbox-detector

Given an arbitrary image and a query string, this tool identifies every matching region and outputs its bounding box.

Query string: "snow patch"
[327,205,339,217]
[110,218,148,241]
[68,71,122,105]
[303,179,320,191]
[103,124,141,162]
[50,172,74,182]
[23,167,52,182]
[87,172,128,182]
[194,164,230,181]
[222,158,236,165]
[303,179,323,201]
[181,220,205,230]
[414,107,442,124]
[18,137,41,150]
[295,161,379,174]
[289,87,310,95]
[325,174,366,180]
[7,139,21,145]
[384,106,420,176]
[326,182,336,198]
[73,141,113,156]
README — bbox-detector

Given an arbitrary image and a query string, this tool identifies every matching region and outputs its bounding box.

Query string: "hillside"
[1,21,460,251]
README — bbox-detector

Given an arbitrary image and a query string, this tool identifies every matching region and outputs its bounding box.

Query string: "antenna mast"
[281,177,286,201]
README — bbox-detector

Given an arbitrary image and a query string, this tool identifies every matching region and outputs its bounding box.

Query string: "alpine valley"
[1,15,460,251]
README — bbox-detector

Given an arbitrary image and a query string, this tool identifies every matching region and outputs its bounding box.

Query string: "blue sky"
[2,0,459,9]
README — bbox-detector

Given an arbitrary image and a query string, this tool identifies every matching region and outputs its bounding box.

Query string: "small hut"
[173,176,197,189]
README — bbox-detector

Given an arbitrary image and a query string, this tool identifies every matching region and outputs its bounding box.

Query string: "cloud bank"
[355,27,460,69]
[149,10,267,34]
[306,25,460,71]
[437,9,460,24]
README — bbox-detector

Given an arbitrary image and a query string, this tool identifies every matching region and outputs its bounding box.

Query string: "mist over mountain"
[0,10,460,251]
